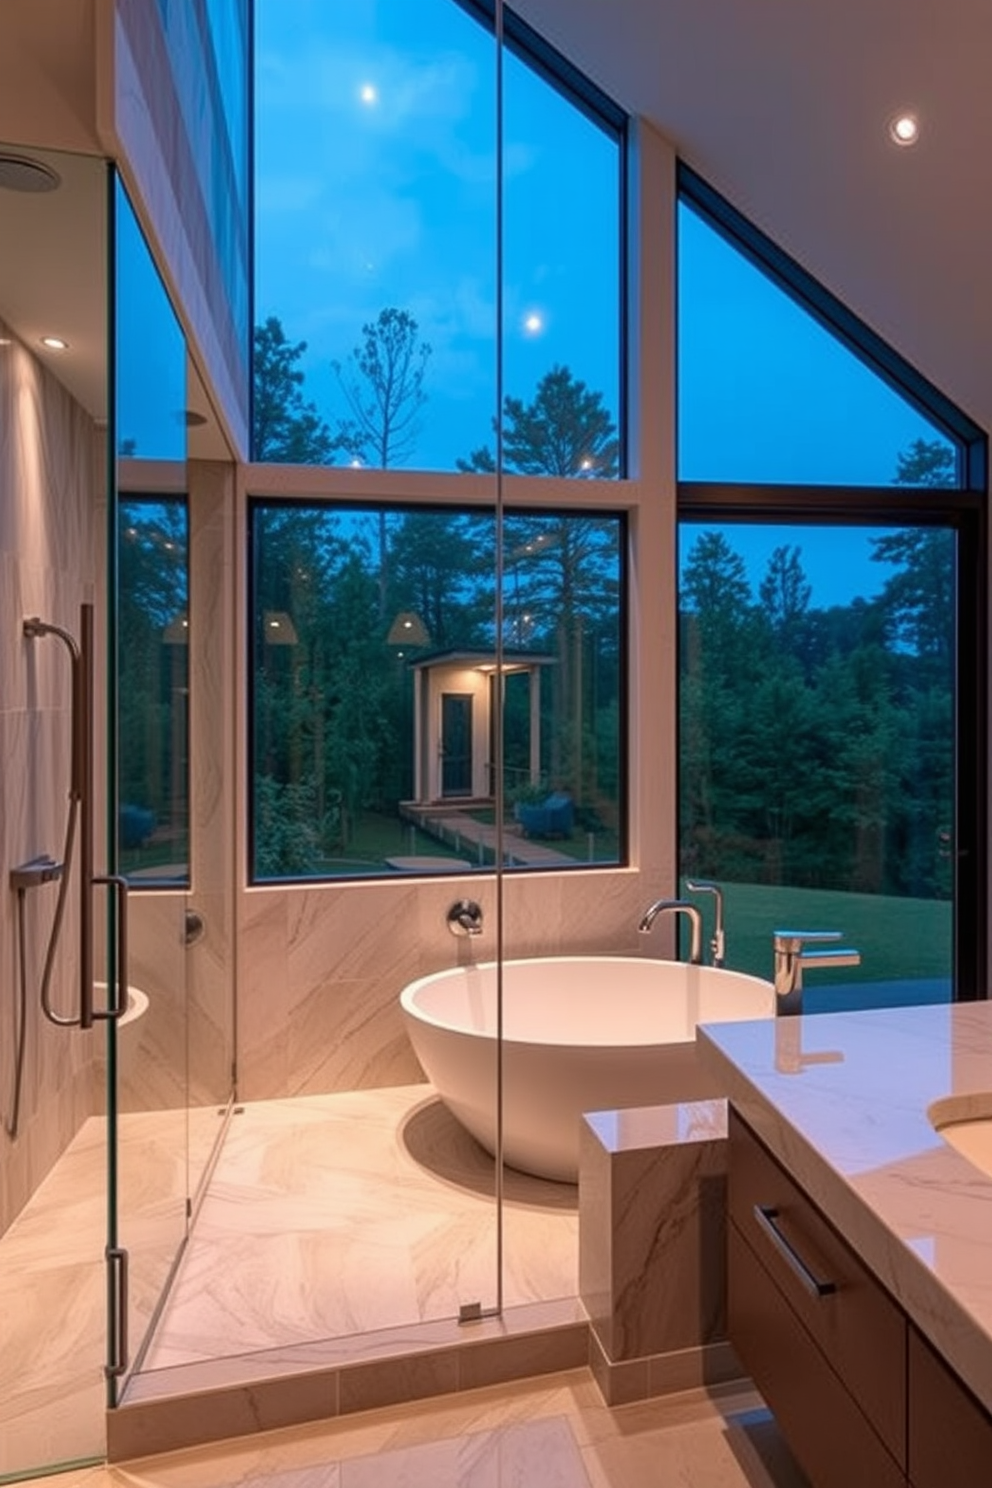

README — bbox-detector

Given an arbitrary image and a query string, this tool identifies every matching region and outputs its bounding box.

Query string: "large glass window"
[679,521,954,1007]
[677,168,987,1007]
[253,0,623,473]
[250,501,624,880]
[678,196,959,487]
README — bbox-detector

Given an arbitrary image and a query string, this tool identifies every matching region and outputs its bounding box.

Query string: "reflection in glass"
[118,497,190,882]
[678,521,954,1009]
[677,200,959,486]
[250,502,624,880]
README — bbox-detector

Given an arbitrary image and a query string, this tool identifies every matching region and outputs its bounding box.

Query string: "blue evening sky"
[254,0,954,605]
[117,180,186,461]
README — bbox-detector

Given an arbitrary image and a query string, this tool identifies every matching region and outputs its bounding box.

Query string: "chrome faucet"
[773,930,861,1016]
[638,899,703,965]
[685,879,725,967]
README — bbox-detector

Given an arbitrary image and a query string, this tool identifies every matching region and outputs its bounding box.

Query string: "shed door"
[441,693,473,797]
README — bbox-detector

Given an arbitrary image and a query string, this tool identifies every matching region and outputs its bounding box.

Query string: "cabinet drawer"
[729,1221,907,1488]
[909,1326,992,1488]
[729,1111,906,1465]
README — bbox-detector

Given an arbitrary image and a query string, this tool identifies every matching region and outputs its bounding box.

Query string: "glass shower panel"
[109,176,192,1392]
[678,520,955,1009]
[0,144,111,1482]
[495,6,627,1318]
[222,0,504,1363]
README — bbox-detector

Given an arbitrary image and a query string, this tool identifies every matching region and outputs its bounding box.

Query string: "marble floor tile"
[1,1086,576,1479]
[139,1087,578,1372]
[4,1086,807,1487]
[25,1371,808,1488]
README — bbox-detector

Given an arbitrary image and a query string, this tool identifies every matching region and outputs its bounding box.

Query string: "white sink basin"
[928,1094,992,1180]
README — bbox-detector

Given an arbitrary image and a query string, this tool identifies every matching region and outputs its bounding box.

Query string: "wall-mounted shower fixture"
[184,909,206,946]
[14,606,127,1056]
[10,855,63,890]
[447,900,483,937]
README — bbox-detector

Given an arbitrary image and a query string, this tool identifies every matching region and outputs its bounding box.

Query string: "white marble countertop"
[697,1000,992,1414]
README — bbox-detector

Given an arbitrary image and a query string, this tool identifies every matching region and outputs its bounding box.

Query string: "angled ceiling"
[515,0,991,436]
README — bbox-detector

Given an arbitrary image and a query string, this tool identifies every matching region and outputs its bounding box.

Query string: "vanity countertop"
[698,999,992,1415]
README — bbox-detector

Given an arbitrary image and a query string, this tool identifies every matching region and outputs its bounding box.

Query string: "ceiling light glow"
[40,335,68,350]
[888,112,920,147]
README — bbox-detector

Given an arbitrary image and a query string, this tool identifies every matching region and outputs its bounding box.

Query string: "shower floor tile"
[139,1085,579,1371]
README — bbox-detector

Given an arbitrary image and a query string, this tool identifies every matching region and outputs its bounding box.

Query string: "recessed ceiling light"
[0,154,61,193]
[888,112,920,147]
[40,336,68,350]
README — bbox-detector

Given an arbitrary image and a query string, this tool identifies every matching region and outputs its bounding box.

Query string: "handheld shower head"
[24,616,79,653]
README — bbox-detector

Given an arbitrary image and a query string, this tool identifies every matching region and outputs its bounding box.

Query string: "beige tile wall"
[0,323,103,1235]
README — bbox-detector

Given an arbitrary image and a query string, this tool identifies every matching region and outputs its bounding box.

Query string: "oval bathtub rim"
[399,954,775,1042]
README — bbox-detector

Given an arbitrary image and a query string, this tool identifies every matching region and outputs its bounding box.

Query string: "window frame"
[246,481,630,885]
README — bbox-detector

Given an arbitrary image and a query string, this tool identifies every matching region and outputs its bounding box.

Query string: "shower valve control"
[10,855,63,891]
[447,899,483,937]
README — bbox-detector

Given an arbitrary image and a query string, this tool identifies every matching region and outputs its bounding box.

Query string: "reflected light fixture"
[40,335,68,350]
[163,613,189,644]
[263,610,299,645]
[888,112,920,147]
[387,610,430,646]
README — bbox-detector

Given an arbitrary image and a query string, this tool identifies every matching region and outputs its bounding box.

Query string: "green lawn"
[682,879,951,987]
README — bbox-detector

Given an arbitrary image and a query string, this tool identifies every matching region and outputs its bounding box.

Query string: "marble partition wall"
[0,324,103,1235]
[236,867,661,1102]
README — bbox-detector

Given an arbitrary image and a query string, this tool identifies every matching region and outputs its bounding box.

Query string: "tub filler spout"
[637,899,703,965]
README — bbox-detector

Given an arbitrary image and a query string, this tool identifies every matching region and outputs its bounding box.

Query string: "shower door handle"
[92,875,130,1021]
[78,603,95,1027]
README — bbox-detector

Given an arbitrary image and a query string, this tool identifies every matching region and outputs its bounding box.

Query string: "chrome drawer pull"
[753,1204,837,1299]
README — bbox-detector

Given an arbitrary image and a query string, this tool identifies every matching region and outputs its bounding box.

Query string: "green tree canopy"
[893,437,956,487]
[457,365,618,478]
[253,316,338,463]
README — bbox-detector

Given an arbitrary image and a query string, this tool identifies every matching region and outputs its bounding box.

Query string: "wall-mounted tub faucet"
[638,899,703,965]
[773,930,861,1016]
[685,879,725,967]
[447,900,483,937]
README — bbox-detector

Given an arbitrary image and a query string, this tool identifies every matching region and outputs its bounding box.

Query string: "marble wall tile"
[238,892,291,1100]
[338,1350,460,1417]
[456,1323,589,1393]
[108,1368,339,1463]
[579,1102,728,1364]
[0,324,102,1235]
[237,865,666,1103]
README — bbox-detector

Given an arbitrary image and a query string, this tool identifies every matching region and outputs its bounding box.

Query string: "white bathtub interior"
[401,956,776,1181]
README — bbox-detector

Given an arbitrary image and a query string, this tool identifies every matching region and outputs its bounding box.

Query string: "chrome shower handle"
[79,604,94,1028]
[92,875,129,1024]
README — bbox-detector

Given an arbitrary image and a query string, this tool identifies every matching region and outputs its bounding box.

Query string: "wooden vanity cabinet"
[728,1110,992,1488]
[728,1110,907,1487]
[908,1326,992,1488]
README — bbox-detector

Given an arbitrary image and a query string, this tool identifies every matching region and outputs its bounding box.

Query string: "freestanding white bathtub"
[400,956,775,1182]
